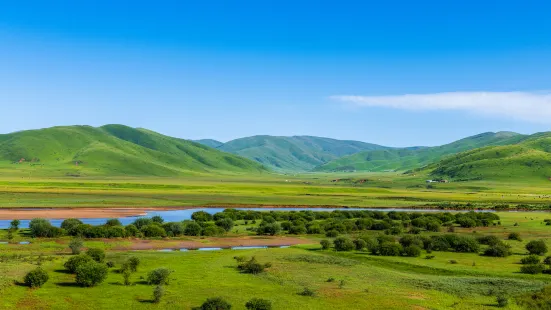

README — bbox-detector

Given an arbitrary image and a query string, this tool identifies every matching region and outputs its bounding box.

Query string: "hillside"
[314,132,525,172]
[193,139,224,148]
[429,132,551,181]
[0,125,266,177]
[217,135,386,171]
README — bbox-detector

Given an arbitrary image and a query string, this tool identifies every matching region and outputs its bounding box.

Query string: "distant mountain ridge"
[0,125,266,176]
[313,131,525,172]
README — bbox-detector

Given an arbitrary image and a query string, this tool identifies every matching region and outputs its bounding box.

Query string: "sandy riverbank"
[0,207,186,220]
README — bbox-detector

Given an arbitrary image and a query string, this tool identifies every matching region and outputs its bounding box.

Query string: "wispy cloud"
[331,91,551,123]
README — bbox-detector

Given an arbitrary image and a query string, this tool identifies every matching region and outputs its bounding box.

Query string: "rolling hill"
[428,132,551,181]
[0,125,266,176]
[193,139,224,148]
[314,132,526,172]
[214,135,387,171]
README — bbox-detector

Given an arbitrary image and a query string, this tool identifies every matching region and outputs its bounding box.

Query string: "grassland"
[1,211,551,309]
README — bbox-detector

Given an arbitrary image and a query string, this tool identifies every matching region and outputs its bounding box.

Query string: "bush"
[24,267,49,288]
[526,240,548,255]
[544,256,551,265]
[192,211,213,222]
[298,287,316,297]
[245,298,272,310]
[353,239,367,251]
[477,235,501,246]
[107,226,126,238]
[163,222,184,236]
[75,262,108,287]
[10,219,20,230]
[215,218,234,232]
[106,261,115,268]
[454,236,480,253]
[333,237,355,251]
[105,218,122,226]
[141,224,167,238]
[153,285,164,303]
[403,245,422,257]
[125,256,140,272]
[200,297,232,310]
[147,268,172,285]
[237,257,270,274]
[122,268,132,285]
[29,218,56,237]
[184,222,203,236]
[256,222,281,236]
[125,224,139,237]
[69,238,84,255]
[151,215,164,224]
[496,295,508,308]
[325,230,339,238]
[64,254,94,273]
[61,218,83,233]
[378,242,403,256]
[521,255,541,265]
[508,232,522,241]
[520,264,545,274]
[483,243,512,257]
[289,225,307,235]
[86,248,105,263]
[320,239,331,250]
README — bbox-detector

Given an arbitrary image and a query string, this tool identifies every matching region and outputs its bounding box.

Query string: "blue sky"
[1,1,550,146]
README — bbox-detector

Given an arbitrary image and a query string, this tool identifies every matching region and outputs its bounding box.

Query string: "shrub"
[141,224,167,238]
[483,243,512,257]
[353,239,367,251]
[107,226,126,238]
[496,295,508,308]
[86,248,105,263]
[125,256,140,272]
[69,238,84,255]
[256,222,281,236]
[192,211,213,222]
[24,267,49,288]
[245,298,272,310]
[10,219,20,230]
[403,245,422,257]
[151,215,164,224]
[307,224,324,234]
[200,297,232,310]
[399,235,423,248]
[521,255,541,265]
[184,222,203,236]
[520,264,545,274]
[454,236,480,253]
[61,218,83,233]
[320,239,331,250]
[289,225,307,235]
[29,218,55,237]
[378,242,403,256]
[526,240,548,255]
[508,232,522,241]
[75,262,108,287]
[325,230,339,238]
[147,268,173,285]
[449,260,458,264]
[106,261,115,268]
[64,254,94,273]
[153,285,164,303]
[544,256,551,265]
[477,235,501,246]
[125,224,139,237]
[237,257,270,274]
[333,237,355,251]
[163,222,184,236]
[298,287,316,297]
[133,218,153,229]
[105,218,122,226]
[215,218,234,232]
[122,268,132,285]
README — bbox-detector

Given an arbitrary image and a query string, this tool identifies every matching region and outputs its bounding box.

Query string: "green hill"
[429,132,551,181]
[0,125,266,177]
[193,139,224,148]
[314,132,525,172]
[218,135,386,171]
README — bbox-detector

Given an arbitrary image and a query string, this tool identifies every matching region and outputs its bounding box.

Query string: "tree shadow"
[136,298,154,304]
[13,281,28,287]
[54,269,72,274]
[134,280,149,285]
[56,282,81,287]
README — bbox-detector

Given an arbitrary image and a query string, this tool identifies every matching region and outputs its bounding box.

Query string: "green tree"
[200,297,232,310]
[215,218,234,232]
[192,211,213,222]
[75,262,108,287]
[64,254,94,273]
[153,285,164,303]
[24,267,49,288]
[105,218,122,226]
[10,219,20,230]
[69,238,84,255]
[526,240,548,255]
[147,268,172,285]
[333,236,355,251]
[245,298,272,310]
[320,239,331,250]
[86,248,105,263]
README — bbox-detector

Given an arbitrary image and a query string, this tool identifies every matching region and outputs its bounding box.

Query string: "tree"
[200,297,232,310]
[69,238,84,255]
[378,242,403,256]
[122,268,132,286]
[215,218,234,232]
[147,268,172,285]
[237,257,270,274]
[151,215,164,224]
[245,298,272,310]
[520,264,545,274]
[153,285,164,303]
[105,218,122,226]
[61,218,83,233]
[484,243,512,257]
[257,222,281,236]
[526,240,548,255]
[508,232,522,241]
[124,256,140,272]
[64,254,94,273]
[353,239,367,251]
[75,262,108,287]
[320,239,331,250]
[333,236,355,251]
[521,255,540,265]
[184,222,203,236]
[403,245,422,257]
[125,224,139,237]
[24,267,49,288]
[133,218,153,229]
[192,211,213,222]
[29,218,53,237]
[10,219,20,230]
[86,248,105,263]
[141,224,167,237]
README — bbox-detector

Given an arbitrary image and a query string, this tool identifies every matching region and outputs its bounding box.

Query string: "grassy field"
[1,212,551,309]
[0,171,551,208]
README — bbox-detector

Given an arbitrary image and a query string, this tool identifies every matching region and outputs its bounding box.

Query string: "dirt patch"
[112,236,312,250]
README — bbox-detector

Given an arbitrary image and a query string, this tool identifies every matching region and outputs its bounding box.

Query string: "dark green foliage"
[64,254,94,273]
[403,245,422,257]
[61,218,83,233]
[333,236,355,251]
[184,222,203,236]
[192,211,213,222]
[521,255,541,265]
[141,224,167,237]
[320,239,331,250]
[106,261,115,268]
[483,243,512,257]
[378,242,403,256]
[153,285,164,303]
[105,218,122,226]
[147,268,173,285]
[325,230,339,237]
[526,240,548,255]
[399,235,423,248]
[477,235,501,246]
[10,219,20,230]
[24,267,49,288]
[544,256,551,265]
[215,218,234,232]
[163,222,184,236]
[200,297,232,310]
[151,215,164,224]
[124,224,139,237]
[520,264,545,274]
[353,239,367,251]
[107,226,126,238]
[496,295,508,308]
[29,218,62,237]
[86,248,105,263]
[237,257,270,274]
[245,298,272,310]
[298,287,316,297]
[516,286,551,309]
[75,262,108,287]
[123,256,140,272]
[256,222,281,236]
[68,238,83,255]
[306,224,324,234]
[507,232,522,241]
[133,218,153,230]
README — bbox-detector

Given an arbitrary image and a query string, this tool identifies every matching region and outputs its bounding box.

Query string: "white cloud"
[331,91,551,123]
